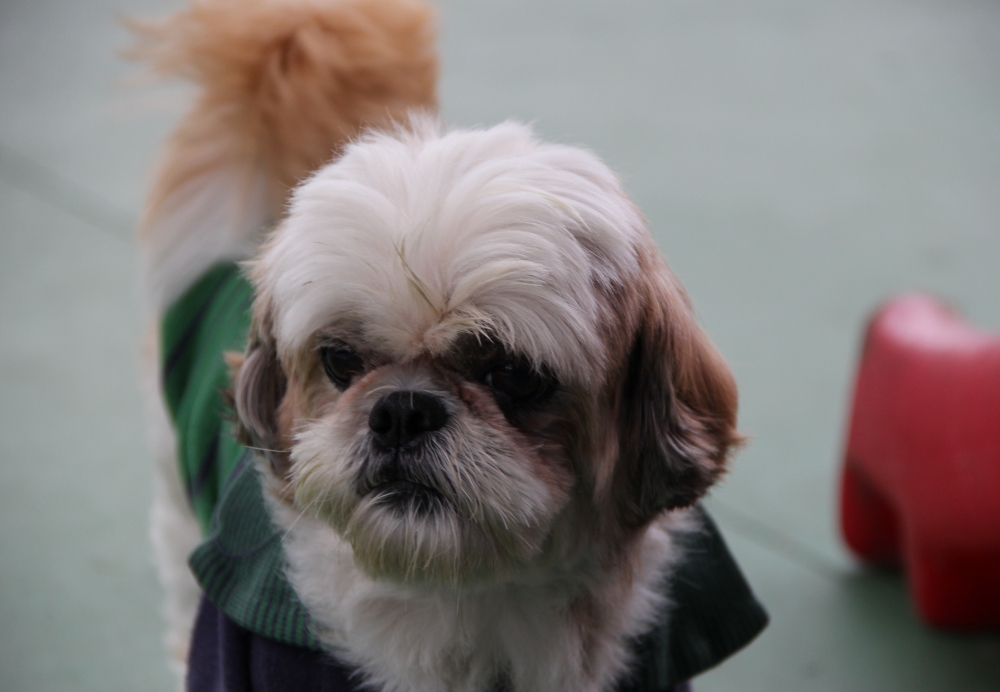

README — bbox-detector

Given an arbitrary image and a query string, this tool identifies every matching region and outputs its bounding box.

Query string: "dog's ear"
[232,310,291,476]
[613,261,741,527]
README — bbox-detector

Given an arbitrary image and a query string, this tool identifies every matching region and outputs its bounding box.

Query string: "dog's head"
[234,119,740,584]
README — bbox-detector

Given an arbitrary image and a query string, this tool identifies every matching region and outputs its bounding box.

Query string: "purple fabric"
[186,596,692,692]
[187,597,357,692]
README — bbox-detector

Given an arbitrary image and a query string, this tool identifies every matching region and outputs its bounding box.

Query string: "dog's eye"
[485,359,552,406]
[320,342,364,389]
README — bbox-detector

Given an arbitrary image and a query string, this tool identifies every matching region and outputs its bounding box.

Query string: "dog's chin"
[367,479,447,516]
[295,477,551,586]
[345,494,507,584]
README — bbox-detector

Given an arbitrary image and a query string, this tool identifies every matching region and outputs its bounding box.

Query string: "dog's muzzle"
[360,390,450,513]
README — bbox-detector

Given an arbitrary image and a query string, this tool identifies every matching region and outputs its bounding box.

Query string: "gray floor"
[2,0,999,690]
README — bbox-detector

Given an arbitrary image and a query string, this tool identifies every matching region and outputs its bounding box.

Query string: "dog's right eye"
[320,343,364,389]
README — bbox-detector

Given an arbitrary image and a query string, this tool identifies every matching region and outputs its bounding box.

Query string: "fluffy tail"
[131,0,438,310]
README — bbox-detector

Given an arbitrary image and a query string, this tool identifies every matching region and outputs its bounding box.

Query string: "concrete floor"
[1,0,999,689]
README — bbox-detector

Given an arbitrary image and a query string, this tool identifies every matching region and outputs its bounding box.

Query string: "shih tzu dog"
[134,1,761,691]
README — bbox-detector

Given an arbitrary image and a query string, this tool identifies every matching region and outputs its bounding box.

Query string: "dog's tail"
[130,0,438,310]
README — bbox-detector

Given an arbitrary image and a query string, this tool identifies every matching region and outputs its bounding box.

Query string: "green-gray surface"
[1,0,999,690]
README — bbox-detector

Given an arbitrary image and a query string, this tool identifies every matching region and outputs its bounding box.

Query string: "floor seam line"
[0,140,135,240]
[707,499,844,581]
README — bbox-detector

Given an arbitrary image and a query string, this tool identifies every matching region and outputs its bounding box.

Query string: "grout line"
[707,499,844,581]
[0,140,136,240]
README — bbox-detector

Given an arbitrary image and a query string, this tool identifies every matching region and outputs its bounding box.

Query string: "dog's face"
[234,120,740,585]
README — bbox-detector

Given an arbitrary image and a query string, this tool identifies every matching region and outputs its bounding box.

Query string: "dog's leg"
[142,325,202,683]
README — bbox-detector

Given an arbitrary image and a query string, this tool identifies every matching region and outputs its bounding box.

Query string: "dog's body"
[136,2,764,690]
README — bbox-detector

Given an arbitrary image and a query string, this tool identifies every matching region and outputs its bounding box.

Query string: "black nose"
[368,391,449,449]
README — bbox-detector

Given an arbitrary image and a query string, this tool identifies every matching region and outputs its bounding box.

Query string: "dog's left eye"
[320,342,364,389]
[485,359,553,406]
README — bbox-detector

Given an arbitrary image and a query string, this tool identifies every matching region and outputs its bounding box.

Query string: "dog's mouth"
[357,452,451,516]
[368,479,445,515]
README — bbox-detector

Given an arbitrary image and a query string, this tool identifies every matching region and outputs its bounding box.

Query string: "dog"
[133,1,761,690]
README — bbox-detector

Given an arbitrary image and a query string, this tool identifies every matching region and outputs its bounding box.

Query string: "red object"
[840,294,1000,629]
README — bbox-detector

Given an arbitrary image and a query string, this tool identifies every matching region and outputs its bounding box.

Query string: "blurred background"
[1,0,999,689]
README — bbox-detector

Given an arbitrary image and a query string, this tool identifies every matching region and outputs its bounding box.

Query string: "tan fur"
[606,240,741,528]
[576,235,741,534]
[129,0,438,228]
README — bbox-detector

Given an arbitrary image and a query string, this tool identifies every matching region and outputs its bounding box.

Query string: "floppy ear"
[232,317,291,476]
[614,264,741,527]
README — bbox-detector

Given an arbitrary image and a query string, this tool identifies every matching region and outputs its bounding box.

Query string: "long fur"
[255,119,647,383]
[137,2,741,690]
[233,120,740,691]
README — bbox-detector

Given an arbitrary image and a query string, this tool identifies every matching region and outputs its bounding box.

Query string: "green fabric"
[161,263,254,534]
[161,262,768,687]
[188,453,321,649]
[620,506,769,689]
[160,262,320,649]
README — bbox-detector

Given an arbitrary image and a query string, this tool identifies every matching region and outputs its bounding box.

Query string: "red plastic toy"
[840,294,1000,629]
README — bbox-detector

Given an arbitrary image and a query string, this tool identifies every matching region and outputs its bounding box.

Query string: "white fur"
[268,475,694,692]
[256,119,646,384]
[141,166,272,312]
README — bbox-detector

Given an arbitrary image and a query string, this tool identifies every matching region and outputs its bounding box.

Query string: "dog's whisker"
[245,444,285,454]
